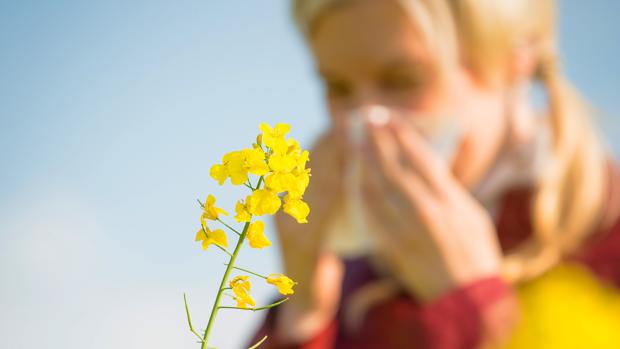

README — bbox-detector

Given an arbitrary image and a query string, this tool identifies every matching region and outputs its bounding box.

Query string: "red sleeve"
[575,218,620,288]
[574,162,620,288]
[248,277,513,349]
[354,277,514,349]
[247,304,339,349]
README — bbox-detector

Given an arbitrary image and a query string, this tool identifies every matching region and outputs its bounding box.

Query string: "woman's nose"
[352,86,384,109]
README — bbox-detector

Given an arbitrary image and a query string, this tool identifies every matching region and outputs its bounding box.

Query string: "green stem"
[224,263,267,279]
[217,218,242,236]
[222,291,235,299]
[214,244,232,257]
[201,221,251,348]
[183,293,204,342]
[199,175,265,348]
[248,335,268,349]
[218,297,289,312]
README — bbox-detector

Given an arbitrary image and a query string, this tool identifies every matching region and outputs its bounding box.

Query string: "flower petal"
[247,189,281,216]
[247,220,271,249]
[267,273,297,295]
[283,195,310,224]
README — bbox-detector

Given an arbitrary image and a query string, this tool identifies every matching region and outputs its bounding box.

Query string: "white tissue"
[324,106,463,257]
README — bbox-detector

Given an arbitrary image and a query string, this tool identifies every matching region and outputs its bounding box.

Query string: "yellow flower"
[246,220,271,249]
[282,194,310,224]
[222,150,248,185]
[267,138,308,172]
[287,168,310,199]
[263,135,310,198]
[230,275,256,309]
[200,195,228,225]
[264,167,310,198]
[296,150,310,170]
[286,138,301,154]
[210,164,228,185]
[284,138,309,168]
[234,289,255,308]
[260,123,290,154]
[264,171,295,194]
[195,225,228,251]
[234,200,252,223]
[247,189,281,216]
[267,274,297,295]
[230,275,251,292]
[242,148,269,176]
[210,147,270,186]
[268,152,297,173]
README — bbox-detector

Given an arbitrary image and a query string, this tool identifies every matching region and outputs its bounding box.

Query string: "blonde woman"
[250,0,620,348]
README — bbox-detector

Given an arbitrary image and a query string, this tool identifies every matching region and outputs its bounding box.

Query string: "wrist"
[274,299,338,343]
[280,251,344,314]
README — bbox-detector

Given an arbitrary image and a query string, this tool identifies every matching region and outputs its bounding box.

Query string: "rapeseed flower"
[260,123,290,154]
[246,220,271,249]
[200,194,228,224]
[234,200,252,223]
[195,225,228,251]
[267,274,297,295]
[283,194,310,224]
[186,123,312,348]
[246,189,281,216]
[229,275,256,309]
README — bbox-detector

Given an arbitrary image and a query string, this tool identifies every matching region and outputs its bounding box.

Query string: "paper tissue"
[324,105,463,258]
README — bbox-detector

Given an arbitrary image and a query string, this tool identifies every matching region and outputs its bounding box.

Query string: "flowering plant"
[184,123,311,348]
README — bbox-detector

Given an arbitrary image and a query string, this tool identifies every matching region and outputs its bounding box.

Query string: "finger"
[387,116,455,195]
[361,157,423,225]
[365,119,431,201]
[364,121,439,225]
[359,159,427,247]
[359,159,402,223]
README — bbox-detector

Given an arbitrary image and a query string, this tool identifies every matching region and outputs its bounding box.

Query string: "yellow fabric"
[504,263,620,349]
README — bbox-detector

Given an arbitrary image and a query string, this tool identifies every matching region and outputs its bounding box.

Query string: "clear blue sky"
[0,1,618,348]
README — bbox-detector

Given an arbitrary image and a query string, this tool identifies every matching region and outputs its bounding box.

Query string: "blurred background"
[0,1,618,348]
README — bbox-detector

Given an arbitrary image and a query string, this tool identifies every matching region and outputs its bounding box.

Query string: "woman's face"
[309,0,510,188]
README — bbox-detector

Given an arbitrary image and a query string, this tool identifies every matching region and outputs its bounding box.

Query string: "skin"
[274,0,537,344]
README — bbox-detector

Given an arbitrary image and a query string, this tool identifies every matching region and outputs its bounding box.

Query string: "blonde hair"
[292,0,608,282]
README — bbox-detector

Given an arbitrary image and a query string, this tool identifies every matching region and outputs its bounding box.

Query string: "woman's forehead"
[309,0,433,77]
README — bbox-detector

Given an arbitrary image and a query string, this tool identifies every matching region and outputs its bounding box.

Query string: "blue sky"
[0,1,618,348]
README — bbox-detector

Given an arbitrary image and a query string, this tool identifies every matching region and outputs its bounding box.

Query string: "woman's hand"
[273,129,345,342]
[360,115,503,302]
